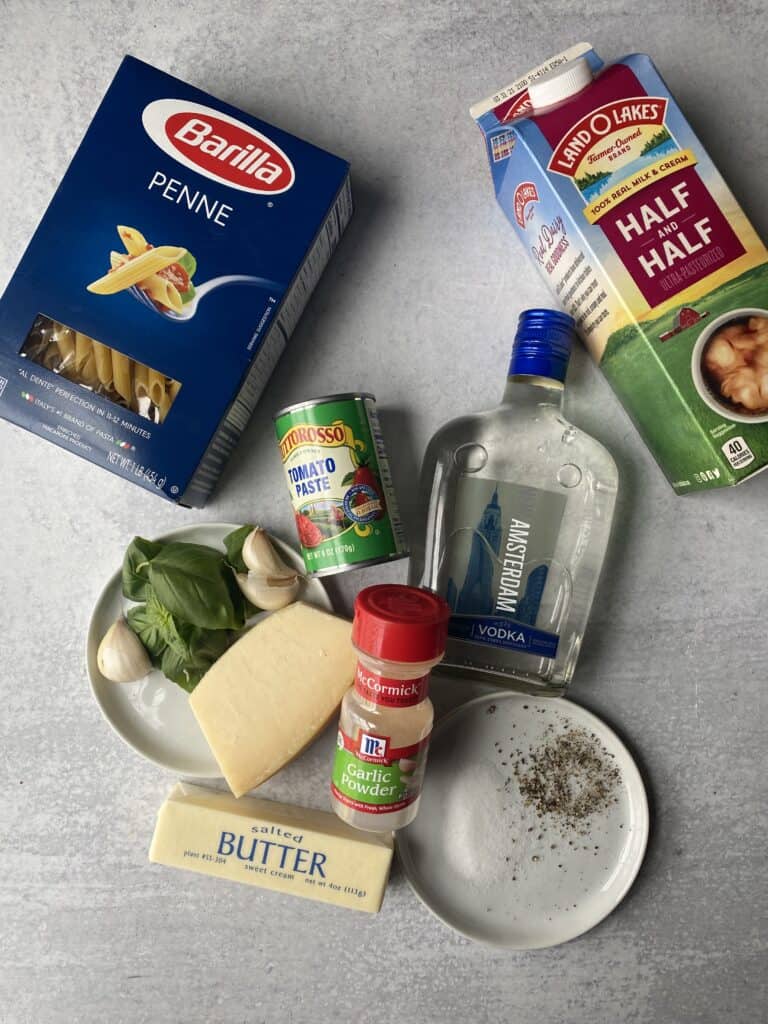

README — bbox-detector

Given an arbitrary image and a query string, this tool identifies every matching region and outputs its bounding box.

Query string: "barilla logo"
[548,97,669,175]
[278,420,362,460]
[514,182,539,228]
[142,99,295,194]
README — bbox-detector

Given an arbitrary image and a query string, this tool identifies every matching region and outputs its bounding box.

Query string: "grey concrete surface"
[1,2,766,1022]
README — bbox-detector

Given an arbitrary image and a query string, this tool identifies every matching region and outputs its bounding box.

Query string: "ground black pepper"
[508,722,621,836]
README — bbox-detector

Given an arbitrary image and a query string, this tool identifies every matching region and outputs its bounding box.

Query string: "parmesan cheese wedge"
[190,602,356,797]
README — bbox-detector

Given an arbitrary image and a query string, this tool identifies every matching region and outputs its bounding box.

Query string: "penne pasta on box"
[20,317,180,424]
[87,244,187,295]
[117,225,148,256]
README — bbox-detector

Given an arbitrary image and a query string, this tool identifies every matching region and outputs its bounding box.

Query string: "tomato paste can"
[274,393,408,576]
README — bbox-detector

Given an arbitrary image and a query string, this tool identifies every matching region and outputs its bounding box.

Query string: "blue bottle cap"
[508,308,575,383]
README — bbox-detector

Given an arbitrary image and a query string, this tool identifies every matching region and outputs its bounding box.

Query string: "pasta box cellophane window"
[0,55,352,506]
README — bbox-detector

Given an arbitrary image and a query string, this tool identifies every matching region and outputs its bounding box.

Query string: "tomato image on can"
[274,393,408,576]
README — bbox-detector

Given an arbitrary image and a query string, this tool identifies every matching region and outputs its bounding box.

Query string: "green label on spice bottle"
[275,394,408,575]
[331,729,429,815]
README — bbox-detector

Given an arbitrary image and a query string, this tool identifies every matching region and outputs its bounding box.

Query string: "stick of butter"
[149,782,393,913]
[190,602,356,797]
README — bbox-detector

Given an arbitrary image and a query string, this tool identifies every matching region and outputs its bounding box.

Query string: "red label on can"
[274,394,408,576]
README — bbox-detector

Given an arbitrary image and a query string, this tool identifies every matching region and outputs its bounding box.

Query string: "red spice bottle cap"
[352,584,451,663]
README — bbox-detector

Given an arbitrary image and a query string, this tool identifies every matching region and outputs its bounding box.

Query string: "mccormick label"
[353,662,430,708]
[274,394,408,576]
[472,45,768,493]
[0,56,351,505]
[441,480,565,658]
[331,728,429,815]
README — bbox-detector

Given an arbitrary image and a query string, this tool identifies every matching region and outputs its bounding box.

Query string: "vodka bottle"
[409,309,618,695]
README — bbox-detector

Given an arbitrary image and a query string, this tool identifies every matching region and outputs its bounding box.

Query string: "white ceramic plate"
[86,522,331,778]
[397,692,649,949]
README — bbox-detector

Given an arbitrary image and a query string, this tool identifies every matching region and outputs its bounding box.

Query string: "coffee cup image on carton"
[691,309,768,423]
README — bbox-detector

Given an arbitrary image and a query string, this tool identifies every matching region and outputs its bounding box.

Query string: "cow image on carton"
[472,43,768,492]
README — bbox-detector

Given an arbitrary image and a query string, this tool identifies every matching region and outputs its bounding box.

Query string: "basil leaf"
[151,590,192,658]
[223,524,256,574]
[186,625,232,667]
[122,537,164,600]
[126,603,164,662]
[126,591,191,662]
[148,542,245,630]
[160,625,232,693]
[159,646,199,693]
[122,535,249,692]
[223,562,249,625]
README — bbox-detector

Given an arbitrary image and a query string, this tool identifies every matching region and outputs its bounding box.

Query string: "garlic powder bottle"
[330,585,450,832]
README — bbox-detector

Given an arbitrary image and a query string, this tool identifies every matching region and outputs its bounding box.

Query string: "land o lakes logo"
[547,97,669,175]
[142,99,296,194]
[513,182,540,228]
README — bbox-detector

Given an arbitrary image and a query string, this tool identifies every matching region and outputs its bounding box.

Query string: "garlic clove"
[235,570,301,611]
[237,528,304,610]
[97,616,152,683]
[241,527,297,578]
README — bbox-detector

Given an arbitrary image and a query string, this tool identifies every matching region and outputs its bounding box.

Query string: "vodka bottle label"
[441,479,566,658]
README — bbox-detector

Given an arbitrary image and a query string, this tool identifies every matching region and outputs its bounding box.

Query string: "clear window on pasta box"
[20,314,181,424]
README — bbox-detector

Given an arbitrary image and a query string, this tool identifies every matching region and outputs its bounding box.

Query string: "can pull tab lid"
[528,57,593,111]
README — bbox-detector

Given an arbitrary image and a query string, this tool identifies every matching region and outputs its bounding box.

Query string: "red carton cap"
[352,584,451,663]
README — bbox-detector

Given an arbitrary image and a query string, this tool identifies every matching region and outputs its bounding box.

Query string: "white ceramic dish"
[86,522,331,778]
[691,306,768,423]
[397,692,649,949]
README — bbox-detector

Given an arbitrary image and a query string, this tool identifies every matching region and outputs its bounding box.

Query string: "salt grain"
[442,762,536,885]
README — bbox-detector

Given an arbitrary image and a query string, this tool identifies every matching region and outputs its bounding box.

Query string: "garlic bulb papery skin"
[241,528,298,578]
[235,571,301,611]
[97,617,152,683]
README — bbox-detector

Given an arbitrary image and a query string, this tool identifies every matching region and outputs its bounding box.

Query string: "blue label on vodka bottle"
[441,479,566,661]
[449,614,559,658]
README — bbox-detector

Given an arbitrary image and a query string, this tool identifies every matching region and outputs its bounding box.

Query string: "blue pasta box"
[0,55,352,505]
